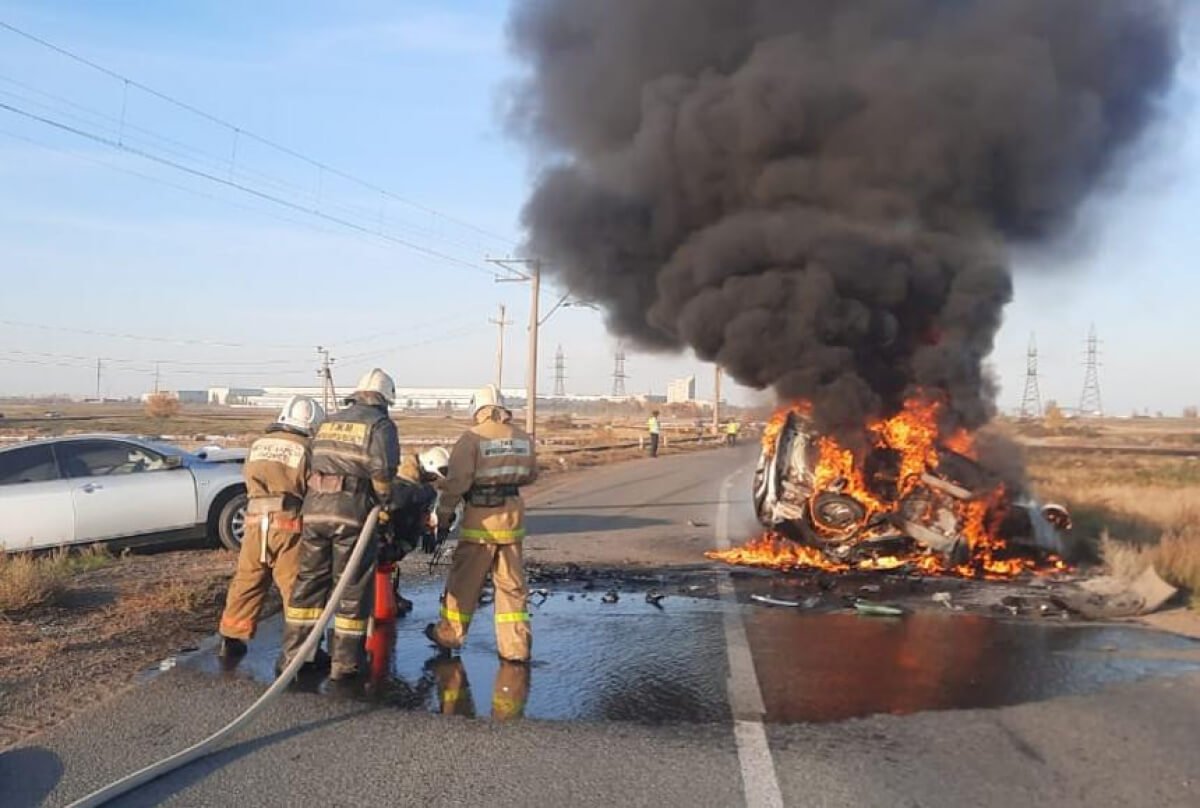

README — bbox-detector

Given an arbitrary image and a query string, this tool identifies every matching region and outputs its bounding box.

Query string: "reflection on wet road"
[185,579,1200,725]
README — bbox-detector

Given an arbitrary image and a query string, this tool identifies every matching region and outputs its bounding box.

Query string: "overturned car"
[750,407,1069,576]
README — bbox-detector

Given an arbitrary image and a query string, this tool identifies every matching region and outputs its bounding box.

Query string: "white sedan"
[0,434,248,552]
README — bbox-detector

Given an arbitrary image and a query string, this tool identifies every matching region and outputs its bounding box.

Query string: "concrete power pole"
[712,366,723,433]
[489,304,511,392]
[95,358,102,401]
[526,261,541,436]
[489,257,543,438]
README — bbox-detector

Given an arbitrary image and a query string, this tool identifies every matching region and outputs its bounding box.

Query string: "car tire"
[215,491,248,551]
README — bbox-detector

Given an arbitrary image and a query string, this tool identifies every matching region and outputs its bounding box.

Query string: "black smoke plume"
[508,0,1181,435]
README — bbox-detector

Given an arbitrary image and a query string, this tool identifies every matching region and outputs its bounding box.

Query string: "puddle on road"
[186,578,1200,724]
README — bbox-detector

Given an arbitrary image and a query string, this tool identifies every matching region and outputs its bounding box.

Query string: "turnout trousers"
[282,516,376,672]
[218,515,302,640]
[431,540,531,662]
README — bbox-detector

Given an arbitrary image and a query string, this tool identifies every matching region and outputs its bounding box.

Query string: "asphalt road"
[4,446,1200,808]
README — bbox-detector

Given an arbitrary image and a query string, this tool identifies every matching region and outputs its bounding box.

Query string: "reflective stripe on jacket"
[438,407,537,545]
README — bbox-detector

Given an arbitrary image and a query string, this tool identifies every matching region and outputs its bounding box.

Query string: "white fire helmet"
[419,446,451,480]
[355,367,396,405]
[277,395,325,436]
[471,384,506,417]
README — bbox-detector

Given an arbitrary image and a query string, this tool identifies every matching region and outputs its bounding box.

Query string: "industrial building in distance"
[143,386,659,411]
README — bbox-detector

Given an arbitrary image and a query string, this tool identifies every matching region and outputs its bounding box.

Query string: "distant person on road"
[725,420,740,447]
[217,396,324,661]
[647,410,661,457]
[281,368,399,680]
[425,385,538,663]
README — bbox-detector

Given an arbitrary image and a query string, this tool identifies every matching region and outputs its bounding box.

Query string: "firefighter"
[217,396,324,659]
[647,410,661,457]
[425,385,537,663]
[380,447,451,614]
[281,368,399,680]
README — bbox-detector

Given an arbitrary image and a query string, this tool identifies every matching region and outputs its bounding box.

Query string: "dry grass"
[0,545,113,613]
[1033,446,1200,607]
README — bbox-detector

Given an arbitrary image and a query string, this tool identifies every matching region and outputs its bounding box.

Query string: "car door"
[0,443,76,550]
[58,439,198,542]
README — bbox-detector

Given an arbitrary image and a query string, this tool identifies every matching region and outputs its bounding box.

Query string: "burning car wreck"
[715,401,1070,579]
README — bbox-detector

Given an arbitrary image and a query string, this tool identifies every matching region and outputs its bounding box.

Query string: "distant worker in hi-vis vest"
[647,410,661,458]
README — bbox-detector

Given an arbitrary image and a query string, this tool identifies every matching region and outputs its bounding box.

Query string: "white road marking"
[716,471,785,808]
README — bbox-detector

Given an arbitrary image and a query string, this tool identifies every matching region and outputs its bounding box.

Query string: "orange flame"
[713,395,1066,579]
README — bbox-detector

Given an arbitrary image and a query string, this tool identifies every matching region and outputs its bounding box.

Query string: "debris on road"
[853,599,905,617]
[931,591,963,611]
[751,594,803,608]
[1052,567,1179,620]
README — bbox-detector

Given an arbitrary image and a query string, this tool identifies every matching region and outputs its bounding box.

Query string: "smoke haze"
[508,0,1181,434]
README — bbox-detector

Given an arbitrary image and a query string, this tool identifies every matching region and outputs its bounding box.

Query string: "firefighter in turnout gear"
[379,447,451,614]
[426,385,538,662]
[282,368,400,679]
[217,396,324,659]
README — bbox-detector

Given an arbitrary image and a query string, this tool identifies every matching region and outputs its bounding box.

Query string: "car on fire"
[752,408,1068,572]
[0,434,248,553]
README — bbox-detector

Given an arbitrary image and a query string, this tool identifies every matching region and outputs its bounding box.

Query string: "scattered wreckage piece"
[853,600,905,617]
[1052,566,1178,620]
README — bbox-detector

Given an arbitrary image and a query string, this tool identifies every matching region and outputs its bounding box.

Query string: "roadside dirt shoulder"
[0,550,232,750]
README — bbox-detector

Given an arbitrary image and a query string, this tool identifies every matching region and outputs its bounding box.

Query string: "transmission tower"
[316,346,337,413]
[1019,333,1042,419]
[1079,325,1103,417]
[553,344,566,398]
[611,344,628,398]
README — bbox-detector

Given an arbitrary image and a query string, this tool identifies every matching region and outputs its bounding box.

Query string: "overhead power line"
[0,99,498,278]
[0,20,518,250]
[0,316,308,350]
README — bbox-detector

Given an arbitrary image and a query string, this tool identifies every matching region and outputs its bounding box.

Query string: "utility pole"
[712,366,723,433]
[553,345,566,398]
[489,304,511,391]
[153,361,161,394]
[611,344,627,398]
[95,358,102,401]
[316,346,337,413]
[488,257,542,438]
[1079,324,1103,417]
[1019,333,1042,419]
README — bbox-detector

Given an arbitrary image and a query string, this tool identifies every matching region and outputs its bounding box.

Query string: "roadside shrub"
[0,545,114,612]
[144,393,181,419]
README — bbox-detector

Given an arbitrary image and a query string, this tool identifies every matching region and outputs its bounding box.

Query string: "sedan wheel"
[216,492,249,551]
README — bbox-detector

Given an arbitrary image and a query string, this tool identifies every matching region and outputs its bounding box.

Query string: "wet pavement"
[183,574,1200,725]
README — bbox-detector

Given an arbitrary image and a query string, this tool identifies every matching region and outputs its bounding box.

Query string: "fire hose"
[66,506,382,808]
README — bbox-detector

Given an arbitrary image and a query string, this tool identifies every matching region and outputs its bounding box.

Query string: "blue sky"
[0,1,1196,415]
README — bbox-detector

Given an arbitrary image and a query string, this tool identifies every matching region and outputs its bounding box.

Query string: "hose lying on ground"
[66,506,382,808]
